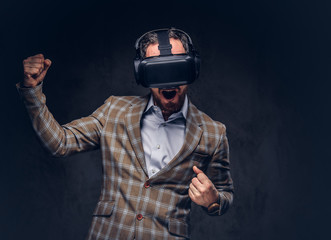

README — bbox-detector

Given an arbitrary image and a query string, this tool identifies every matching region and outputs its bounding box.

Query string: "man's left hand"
[189,166,219,208]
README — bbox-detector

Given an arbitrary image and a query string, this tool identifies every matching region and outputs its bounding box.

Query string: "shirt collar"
[144,94,188,120]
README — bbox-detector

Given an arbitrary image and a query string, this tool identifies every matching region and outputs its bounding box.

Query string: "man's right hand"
[23,54,52,87]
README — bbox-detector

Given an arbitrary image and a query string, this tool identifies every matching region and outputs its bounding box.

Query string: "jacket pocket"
[191,152,210,173]
[192,151,209,158]
[92,200,115,217]
[168,218,190,239]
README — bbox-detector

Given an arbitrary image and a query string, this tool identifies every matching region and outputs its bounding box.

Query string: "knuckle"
[197,174,204,181]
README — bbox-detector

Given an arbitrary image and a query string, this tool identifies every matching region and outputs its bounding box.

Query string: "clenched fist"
[23,54,51,87]
[189,166,219,208]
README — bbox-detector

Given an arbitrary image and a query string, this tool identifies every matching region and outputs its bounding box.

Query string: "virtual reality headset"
[134,28,200,88]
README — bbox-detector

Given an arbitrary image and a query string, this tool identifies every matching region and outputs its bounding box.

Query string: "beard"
[152,87,187,117]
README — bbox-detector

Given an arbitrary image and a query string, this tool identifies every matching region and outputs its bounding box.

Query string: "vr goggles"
[134,28,200,88]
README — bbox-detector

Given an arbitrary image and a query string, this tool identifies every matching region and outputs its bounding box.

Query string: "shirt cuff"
[16,81,45,107]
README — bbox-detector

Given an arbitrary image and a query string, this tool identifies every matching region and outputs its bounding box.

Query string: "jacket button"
[144,181,150,188]
[137,214,143,221]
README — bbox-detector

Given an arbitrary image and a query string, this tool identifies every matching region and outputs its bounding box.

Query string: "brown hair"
[139,29,189,58]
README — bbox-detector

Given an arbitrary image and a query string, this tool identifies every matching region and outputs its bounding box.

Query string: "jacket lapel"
[150,101,203,179]
[124,95,149,177]
[172,101,203,165]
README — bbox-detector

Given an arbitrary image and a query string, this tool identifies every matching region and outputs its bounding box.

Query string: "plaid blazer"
[17,83,233,240]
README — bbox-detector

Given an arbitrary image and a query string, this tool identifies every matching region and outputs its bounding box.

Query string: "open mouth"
[161,89,177,100]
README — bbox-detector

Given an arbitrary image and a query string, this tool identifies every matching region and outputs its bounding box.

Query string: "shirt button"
[151,169,156,174]
[156,144,160,149]
[137,214,143,221]
[144,181,150,188]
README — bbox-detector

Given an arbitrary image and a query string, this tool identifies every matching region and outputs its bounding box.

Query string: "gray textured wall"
[1,0,330,239]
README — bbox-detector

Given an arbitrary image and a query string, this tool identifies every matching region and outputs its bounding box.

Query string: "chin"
[158,91,185,113]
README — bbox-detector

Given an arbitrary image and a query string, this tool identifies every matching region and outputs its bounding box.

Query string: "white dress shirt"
[140,94,188,177]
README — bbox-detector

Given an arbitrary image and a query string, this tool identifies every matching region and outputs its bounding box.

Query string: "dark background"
[1,0,330,239]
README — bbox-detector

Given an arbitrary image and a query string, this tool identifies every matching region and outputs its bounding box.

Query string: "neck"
[161,111,172,121]
[153,99,176,121]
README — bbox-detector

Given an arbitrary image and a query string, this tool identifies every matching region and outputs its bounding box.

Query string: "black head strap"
[134,28,194,56]
[157,30,172,55]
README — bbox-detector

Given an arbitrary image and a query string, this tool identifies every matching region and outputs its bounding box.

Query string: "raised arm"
[18,54,111,157]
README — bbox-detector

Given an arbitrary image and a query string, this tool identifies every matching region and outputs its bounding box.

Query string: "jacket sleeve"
[205,124,234,216]
[16,82,111,157]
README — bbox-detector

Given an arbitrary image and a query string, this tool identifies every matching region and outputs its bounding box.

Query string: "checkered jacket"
[17,83,233,240]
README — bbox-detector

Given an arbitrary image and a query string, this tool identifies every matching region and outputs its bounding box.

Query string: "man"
[17,28,233,239]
